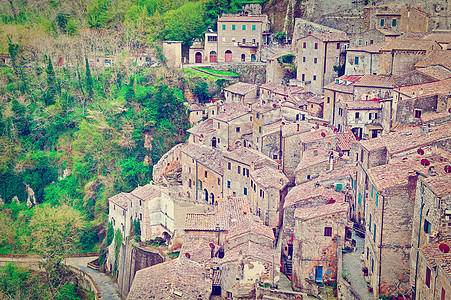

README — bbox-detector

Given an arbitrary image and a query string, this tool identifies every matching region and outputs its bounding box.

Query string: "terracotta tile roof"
[262,120,313,137]
[182,144,224,175]
[224,82,257,96]
[314,165,357,182]
[380,39,439,52]
[309,32,349,42]
[375,7,406,16]
[360,122,451,154]
[306,95,324,105]
[250,166,289,190]
[324,75,362,94]
[419,239,451,278]
[221,240,280,266]
[215,196,252,230]
[354,74,394,88]
[213,103,251,122]
[218,14,267,23]
[367,150,451,191]
[375,28,401,36]
[225,146,276,166]
[299,128,335,144]
[284,185,345,209]
[423,173,451,198]
[347,42,387,53]
[108,192,130,210]
[185,213,217,231]
[414,50,451,71]
[127,257,211,300]
[416,66,451,80]
[336,132,357,151]
[341,100,381,110]
[297,147,333,170]
[395,78,451,98]
[253,103,278,114]
[227,218,275,241]
[267,52,291,61]
[420,111,451,124]
[130,184,162,201]
[295,201,349,221]
[187,118,216,137]
[260,82,304,96]
[189,103,205,111]
[423,33,451,44]
[179,238,217,263]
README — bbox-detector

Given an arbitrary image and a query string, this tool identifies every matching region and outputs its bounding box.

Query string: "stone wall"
[256,286,307,299]
[211,64,267,85]
[152,143,185,184]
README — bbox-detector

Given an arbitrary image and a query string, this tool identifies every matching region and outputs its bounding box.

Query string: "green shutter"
[380,19,384,26]
[392,19,396,26]
[232,24,235,30]
[371,185,374,198]
[336,184,343,191]
[358,193,362,205]
[375,193,378,207]
[242,24,246,30]
[222,24,226,30]
[369,214,372,231]
[252,25,256,31]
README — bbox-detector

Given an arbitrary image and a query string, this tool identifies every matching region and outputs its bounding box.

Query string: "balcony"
[238,42,259,48]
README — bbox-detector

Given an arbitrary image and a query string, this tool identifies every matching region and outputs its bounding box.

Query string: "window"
[208,36,217,42]
[222,24,226,30]
[354,56,359,65]
[371,185,374,198]
[218,178,221,185]
[375,193,379,207]
[314,57,317,64]
[256,113,260,119]
[307,174,311,180]
[425,267,431,288]
[227,180,231,188]
[441,288,446,300]
[380,19,385,26]
[218,122,220,129]
[314,43,318,49]
[260,189,265,198]
[237,166,241,174]
[424,219,431,234]
[244,187,248,195]
[252,24,256,31]
[242,25,246,30]
[360,149,364,162]
[302,74,305,81]
[371,258,374,273]
[188,179,192,188]
[327,97,330,104]
[415,109,422,118]
[337,43,340,49]
[392,19,397,27]
[273,154,278,159]
[369,214,372,231]
[366,247,369,260]
[355,112,360,119]
[205,170,208,178]
[228,162,231,170]
[373,224,376,242]
[227,291,232,298]
[232,24,236,30]
[140,213,142,221]
[358,193,362,205]
[338,108,343,116]
[313,75,317,81]
[303,42,306,48]
[259,126,261,133]
[236,127,241,132]
[303,57,306,62]
[359,39,362,45]
[324,227,332,236]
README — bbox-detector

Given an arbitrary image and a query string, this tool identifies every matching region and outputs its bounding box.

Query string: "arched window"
[210,51,217,63]
[241,54,246,62]
[251,54,256,61]
[225,50,232,62]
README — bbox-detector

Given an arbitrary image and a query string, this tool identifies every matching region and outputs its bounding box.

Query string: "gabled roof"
[284,184,345,209]
[225,146,276,167]
[224,82,257,96]
[340,100,381,110]
[380,39,439,52]
[310,32,349,42]
[262,120,313,137]
[250,165,289,190]
[423,173,451,198]
[419,239,451,278]
[416,66,451,81]
[220,240,280,266]
[324,75,362,93]
[394,78,451,98]
[299,128,335,144]
[415,50,451,71]
[346,42,387,53]
[336,132,357,151]
[218,14,267,22]
[182,144,224,175]
[213,103,251,122]
[187,118,216,137]
[226,218,275,241]
[354,74,394,88]
[376,28,401,36]
[295,201,348,221]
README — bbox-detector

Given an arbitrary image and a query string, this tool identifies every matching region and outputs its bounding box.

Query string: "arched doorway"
[241,54,246,62]
[211,137,217,148]
[210,51,217,63]
[204,189,208,202]
[251,54,256,61]
[195,52,202,63]
[225,50,232,62]
[210,193,215,205]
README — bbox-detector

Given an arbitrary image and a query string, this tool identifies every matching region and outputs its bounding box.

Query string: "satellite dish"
[323,123,328,127]
[439,243,450,253]
[445,165,451,173]
[417,149,424,155]
[273,104,277,108]
[421,159,430,166]
[321,132,326,137]
[209,243,215,248]
[185,252,191,258]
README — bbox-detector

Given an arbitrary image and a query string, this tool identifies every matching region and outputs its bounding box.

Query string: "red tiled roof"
[354,74,394,88]
[422,173,451,198]
[185,213,217,231]
[130,184,162,201]
[227,218,275,241]
[250,165,289,190]
[416,66,451,81]
[380,39,439,52]
[108,192,130,210]
[395,78,451,98]
[414,50,451,71]
[340,100,381,110]
[262,120,313,137]
[224,82,257,95]
[419,239,451,278]
[213,102,251,122]
[182,144,224,175]
[220,240,280,266]
[294,201,349,221]
[375,28,401,36]
[310,32,349,42]
[284,185,345,209]
[336,132,357,151]
[187,118,216,137]
[347,42,387,53]
[225,146,276,167]
[420,111,451,124]
[299,128,335,144]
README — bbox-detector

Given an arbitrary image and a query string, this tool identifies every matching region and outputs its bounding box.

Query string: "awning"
[365,124,383,130]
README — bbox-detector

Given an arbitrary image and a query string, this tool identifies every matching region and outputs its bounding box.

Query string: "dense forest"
[0,0,266,298]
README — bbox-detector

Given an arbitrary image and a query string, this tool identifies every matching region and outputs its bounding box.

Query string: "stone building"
[211,102,252,151]
[410,173,451,286]
[363,5,429,33]
[189,31,219,64]
[291,202,350,293]
[334,100,382,139]
[223,82,258,104]
[298,127,337,159]
[306,94,324,118]
[189,103,208,124]
[295,33,349,94]
[223,146,279,199]
[415,239,451,300]
[266,52,291,84]
[378,39,440,76]
[323,75,362,124]
[187,118,216,146]
[348,28,399,49]
[345,42,385,76]
[249,165,289,229]
[259,82,304,104]
[181,144,224,203]
[162,41,182,68]
[362,149,451,298]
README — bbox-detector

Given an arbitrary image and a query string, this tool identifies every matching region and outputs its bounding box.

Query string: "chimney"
[428,166,437,177]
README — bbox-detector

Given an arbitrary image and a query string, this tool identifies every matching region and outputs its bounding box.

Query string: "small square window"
[314,57,317,64]
[244,187,248,195]
[324,227,332,236]
[314,43,318,49]
[236,127,241,132]
[227,180,231,188]
[392,19,397,27]
[228,162,231,170]
[355,112,360,119]
[337,43,340,49]
[380,19,385,26]
[415,110,422,118]
[303,42,306,48]
[313,75,317,81]
[242,25,246,30]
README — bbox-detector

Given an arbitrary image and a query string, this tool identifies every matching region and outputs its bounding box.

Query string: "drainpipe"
[195,160,198,201]
[322,42,328,93]
[378,193,385,297]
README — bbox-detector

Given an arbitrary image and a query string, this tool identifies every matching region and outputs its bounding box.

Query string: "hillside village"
[95,2,451,300]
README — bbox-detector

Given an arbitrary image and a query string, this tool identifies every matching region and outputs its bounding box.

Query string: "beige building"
[223,82,258,104]
[162,41,182,68]
[375,6,429,33]
[345,42,385,76]
[296,33,349,93]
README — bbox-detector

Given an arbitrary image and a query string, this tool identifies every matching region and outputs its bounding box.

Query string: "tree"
[28,204,84,298]
[45,57,57,105]
[85,57,93,98]
[194,81,211,103]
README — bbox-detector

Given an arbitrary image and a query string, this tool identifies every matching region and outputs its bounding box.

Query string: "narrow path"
[0,256,121,300]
